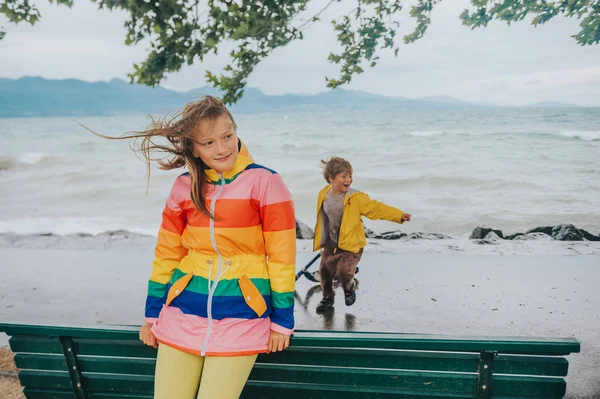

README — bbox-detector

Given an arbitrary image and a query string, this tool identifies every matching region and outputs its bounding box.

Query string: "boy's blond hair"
[321,157,353,184]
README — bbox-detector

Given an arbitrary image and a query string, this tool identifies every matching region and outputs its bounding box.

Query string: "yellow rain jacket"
[313,186,405,253]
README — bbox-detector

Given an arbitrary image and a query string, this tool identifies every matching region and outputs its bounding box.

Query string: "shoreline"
[2,228,600,256]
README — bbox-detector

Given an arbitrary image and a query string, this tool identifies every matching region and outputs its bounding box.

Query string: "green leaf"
[205,37,217,48]
[234,22,249,37]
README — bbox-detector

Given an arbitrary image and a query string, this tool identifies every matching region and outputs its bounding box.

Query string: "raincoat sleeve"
[358,192,405,224]
[259,173,296,335]
[144,177,188,323]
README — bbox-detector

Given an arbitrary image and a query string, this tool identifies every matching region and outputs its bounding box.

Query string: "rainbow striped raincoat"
[145,142,296,356]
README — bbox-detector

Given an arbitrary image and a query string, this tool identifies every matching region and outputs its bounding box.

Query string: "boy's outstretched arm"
[358,193,410,224]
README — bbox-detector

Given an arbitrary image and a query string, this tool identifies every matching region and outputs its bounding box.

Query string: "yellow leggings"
[154,343,257,399]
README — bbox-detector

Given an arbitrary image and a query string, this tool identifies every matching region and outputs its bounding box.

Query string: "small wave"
[281,142,319,151]
[359,175,540,190]
[400,129,600,141]
[17,152,54,165]
[556,130,600,141]
[0,217,152,236]
[408,130,443,137]
[0,230,156,250]
[0,229,153,239]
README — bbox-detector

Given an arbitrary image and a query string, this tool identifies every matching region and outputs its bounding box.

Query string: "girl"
[92,96,296,398]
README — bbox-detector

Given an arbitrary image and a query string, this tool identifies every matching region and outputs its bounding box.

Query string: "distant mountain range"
[526,101,580,108]
[0,76,585,117]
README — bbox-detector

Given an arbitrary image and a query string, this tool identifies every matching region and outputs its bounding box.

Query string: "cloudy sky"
[1,0,599,106]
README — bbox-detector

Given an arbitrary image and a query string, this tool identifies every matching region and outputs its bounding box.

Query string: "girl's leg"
[196,354,258,399]
[154,343,204,399]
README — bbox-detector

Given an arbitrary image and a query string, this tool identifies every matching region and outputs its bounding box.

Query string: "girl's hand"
[402,213,411,222]
[139,323,158,348]
[268,330,290,353]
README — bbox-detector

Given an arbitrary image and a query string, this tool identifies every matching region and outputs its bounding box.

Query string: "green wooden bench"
[0,323,580,399]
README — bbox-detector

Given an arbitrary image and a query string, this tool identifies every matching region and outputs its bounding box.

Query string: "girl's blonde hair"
[84,96,236,217]
[321,157,353,183]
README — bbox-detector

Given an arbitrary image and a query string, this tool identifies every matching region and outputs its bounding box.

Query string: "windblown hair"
[83,96,236,217]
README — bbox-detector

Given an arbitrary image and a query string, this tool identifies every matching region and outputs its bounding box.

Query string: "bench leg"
[476,350,496,399]
[59,336,89,399]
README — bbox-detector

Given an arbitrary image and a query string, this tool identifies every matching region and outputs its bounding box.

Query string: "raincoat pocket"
[165,273,193,306]
[239,274,267,317]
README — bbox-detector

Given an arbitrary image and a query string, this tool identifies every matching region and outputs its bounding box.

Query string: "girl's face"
[191,114,238,172]
[329,170,352,194]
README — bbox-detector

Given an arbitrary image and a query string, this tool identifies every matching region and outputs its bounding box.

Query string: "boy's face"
[329,171,352,194]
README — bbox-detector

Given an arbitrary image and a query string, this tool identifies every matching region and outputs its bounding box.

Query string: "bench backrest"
[0,324,580,399]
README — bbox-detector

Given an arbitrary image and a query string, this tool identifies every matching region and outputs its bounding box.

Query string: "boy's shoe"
[316,297,335,313]
[345,283,357,306]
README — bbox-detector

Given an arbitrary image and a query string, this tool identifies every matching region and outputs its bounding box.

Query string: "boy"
[313,157,411,313]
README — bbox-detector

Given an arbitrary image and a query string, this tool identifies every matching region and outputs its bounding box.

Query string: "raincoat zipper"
[201,173,227,356]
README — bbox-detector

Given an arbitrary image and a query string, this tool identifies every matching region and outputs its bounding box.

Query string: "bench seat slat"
[262,347,569,377]
[250,363,477,392]
[290,332,580,355]
[494,375,566,397]
[259,347,479,372]
[14,354,66,372]
[15,353,156,376]
[9,336,62,355]
[19,370,154,394]
[76,339,156,359]
[242,381,477,399]
[495,354,568,377]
